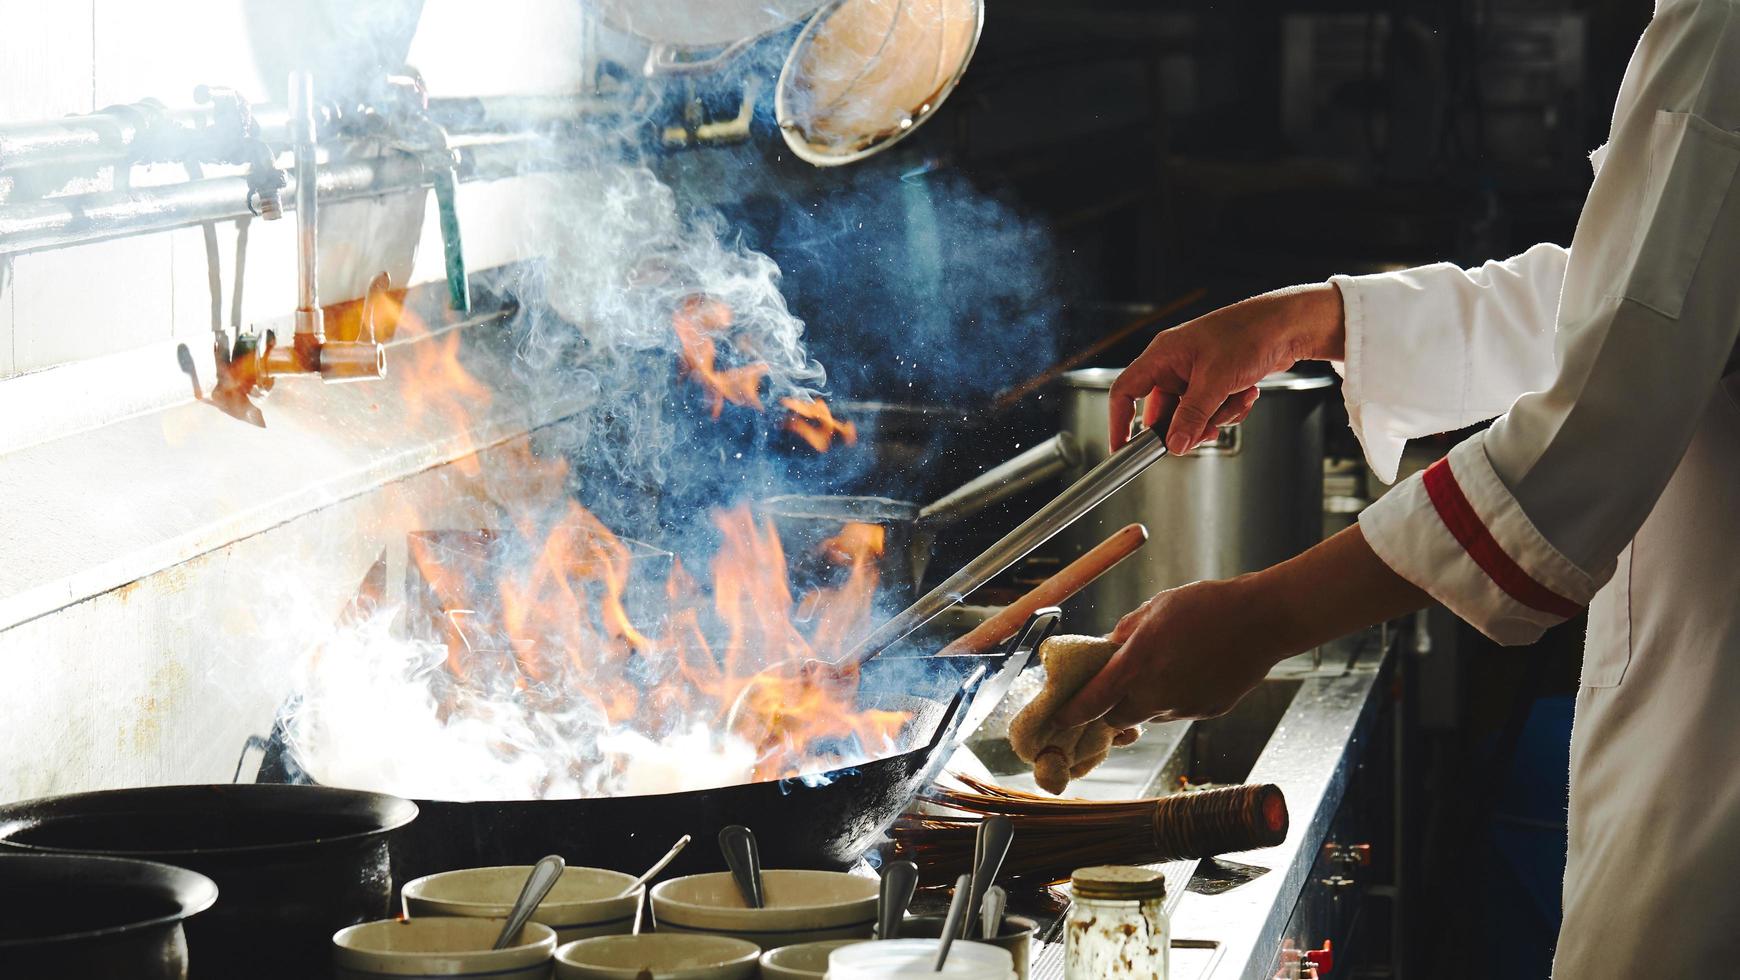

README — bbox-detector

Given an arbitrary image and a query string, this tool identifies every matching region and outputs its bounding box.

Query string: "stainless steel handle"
[1186,423,1242,457]
[918,432,1081,526]
[844,426,1169,665]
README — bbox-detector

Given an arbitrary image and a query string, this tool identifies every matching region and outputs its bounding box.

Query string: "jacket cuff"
[1359,436,1596,645]
[1327,273,1406,483]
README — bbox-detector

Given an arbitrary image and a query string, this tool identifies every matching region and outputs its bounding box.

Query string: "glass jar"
[1063,865,1169,980]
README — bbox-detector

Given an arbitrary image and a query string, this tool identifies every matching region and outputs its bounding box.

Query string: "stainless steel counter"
[940,624,1397,979]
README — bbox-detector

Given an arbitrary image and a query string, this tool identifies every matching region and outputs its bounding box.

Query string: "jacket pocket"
[1581,543,1633,688]
[1624,111,1740,319]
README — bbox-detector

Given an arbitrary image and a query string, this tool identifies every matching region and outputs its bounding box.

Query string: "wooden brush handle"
[1149,784,1289,859]
[939,523,1149,657]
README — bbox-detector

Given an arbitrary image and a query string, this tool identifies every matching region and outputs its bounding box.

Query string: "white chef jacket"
[1327,1,1740,973]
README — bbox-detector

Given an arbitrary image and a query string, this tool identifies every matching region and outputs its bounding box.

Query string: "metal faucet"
[257,70,386,384]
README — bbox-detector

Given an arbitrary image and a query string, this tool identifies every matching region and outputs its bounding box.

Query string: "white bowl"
[649,869,877,950]
[332,916,556,979]
[553,933,760,979]
[404,866,642,942]
[758,938,867,979]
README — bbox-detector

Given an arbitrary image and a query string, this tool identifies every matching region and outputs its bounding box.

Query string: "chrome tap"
[290,69,322,343]
[254,70,386,385]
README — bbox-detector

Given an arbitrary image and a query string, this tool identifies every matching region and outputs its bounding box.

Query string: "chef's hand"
[1111,282,1345,454]
[1054,526,1433,730]
[1053,578,1283,729]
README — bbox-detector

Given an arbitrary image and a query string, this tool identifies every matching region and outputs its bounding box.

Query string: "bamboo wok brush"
[890,774,1288,885]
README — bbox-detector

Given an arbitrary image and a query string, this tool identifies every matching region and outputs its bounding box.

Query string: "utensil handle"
[938,523,1148,657]
[877,860,919,941]
[962,816,1012,939]
[918,433,1080,527]
[933,873,973,970]
[494,854,564,950]
[845,428,1169,666]
[718,826,764,909]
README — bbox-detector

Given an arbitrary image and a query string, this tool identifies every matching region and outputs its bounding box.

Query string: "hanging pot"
[776,0,985,165]
[589,0,828,75]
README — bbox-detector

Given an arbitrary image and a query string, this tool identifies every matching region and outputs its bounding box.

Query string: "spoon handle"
[877,860,919,940]
[494,854,564,950]
[933,873,973,971]
[718,825,764,909]
[617,834,691,899]
[962,816,1013,939]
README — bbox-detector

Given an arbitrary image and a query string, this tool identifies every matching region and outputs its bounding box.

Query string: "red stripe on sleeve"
[1421,457,1583,619]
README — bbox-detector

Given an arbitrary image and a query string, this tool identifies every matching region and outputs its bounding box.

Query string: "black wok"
[253,616,1054,884]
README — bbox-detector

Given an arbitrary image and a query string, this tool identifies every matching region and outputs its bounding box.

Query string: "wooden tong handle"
[939,523,1148,657]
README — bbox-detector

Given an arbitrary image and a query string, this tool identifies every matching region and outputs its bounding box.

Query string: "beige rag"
[1008,634,1142,794]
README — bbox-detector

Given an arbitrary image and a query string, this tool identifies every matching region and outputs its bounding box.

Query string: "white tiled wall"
[1,0,590,383]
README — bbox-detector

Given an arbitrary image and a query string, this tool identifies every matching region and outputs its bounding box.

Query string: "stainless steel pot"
[1055,369,1334,633]
[758,433,1079,602]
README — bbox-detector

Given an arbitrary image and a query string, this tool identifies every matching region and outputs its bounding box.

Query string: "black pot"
[0,853,217,980]
[0,785,417,980]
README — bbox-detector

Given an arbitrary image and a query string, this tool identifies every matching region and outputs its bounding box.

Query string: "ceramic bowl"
[899,914,1038,979]
[649,870,877,950]
[553,933,760,979]
[403,866,642,943]
[758,938,867,979]
[332,917,556,979]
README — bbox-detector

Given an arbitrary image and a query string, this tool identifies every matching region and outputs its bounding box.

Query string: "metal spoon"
[933,873,973,971]
[493,854,565,950]
[612,834,691,900]
[718,825,764,909]
[961,816,1013,939]
[876,860,919,940]
[962,821,987,940]
[979,885,1007,942]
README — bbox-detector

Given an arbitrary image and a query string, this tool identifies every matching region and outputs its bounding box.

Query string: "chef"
[1054,1,1740,973]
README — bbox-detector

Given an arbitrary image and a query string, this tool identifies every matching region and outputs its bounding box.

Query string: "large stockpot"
[0,854,216,980]
[0,785,417,980]
[1055,369,1335,633]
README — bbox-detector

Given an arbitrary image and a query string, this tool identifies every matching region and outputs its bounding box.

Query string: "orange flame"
[673,296,769,418]
[355,299,906,793]
[781,397,857,452]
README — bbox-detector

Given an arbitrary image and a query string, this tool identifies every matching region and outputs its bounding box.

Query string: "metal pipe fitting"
[288,71,322,339]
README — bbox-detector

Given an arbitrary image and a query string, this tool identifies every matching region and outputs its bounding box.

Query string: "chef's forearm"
[1243,524,1431,661]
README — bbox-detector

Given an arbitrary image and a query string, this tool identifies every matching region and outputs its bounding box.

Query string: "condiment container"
[827,938,1014,979]
[1063,865,1168,980]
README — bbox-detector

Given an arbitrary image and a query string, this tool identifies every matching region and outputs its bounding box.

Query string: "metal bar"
[0,95,620,173]
[844,426,1171,665]
[0,136,564,258]
[289,71,321,337]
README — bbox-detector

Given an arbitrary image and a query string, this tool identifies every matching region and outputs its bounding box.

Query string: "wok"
[252,613,1057,885]
[761,434,1078,601]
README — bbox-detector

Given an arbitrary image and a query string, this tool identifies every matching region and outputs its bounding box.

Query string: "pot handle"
[642,38,758,77]
[232,734,269,784]
[918,433,1081,527]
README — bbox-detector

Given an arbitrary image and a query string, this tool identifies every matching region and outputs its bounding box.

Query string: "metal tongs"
[843,426,1169,666]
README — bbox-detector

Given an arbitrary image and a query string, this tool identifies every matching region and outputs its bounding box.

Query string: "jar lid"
[1070,865,1167,901]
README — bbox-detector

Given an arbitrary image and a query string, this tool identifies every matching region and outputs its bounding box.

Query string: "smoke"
[279,4,1063,801]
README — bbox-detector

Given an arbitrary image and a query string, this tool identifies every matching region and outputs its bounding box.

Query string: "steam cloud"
[280,6,1061,801]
